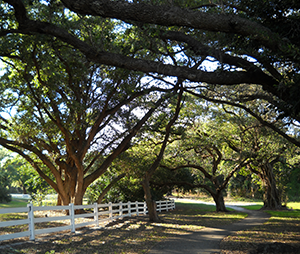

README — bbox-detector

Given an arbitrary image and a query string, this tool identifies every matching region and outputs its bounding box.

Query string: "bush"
[0,189,11,203]
[287,167,300,201]
[0,170,12,203]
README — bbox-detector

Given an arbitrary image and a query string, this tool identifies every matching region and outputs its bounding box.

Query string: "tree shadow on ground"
[0,203,247,254]
[220,216,300,254]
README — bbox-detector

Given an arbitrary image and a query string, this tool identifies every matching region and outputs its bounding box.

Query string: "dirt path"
[150,203,270,254]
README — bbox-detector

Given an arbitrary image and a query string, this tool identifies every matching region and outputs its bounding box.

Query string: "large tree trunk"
[142,178,160,222]
[261,163,282,209]
[212,191,227,212]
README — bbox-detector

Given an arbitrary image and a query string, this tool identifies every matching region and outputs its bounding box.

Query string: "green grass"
[267,209,300,218]
[0,198,29,209]
[287,202,300,210]
[174,200,216,212]
[0,199,30,222]
[237,202,300,211]
[265,203,300,218]
[241,204,264,210]
[173,201,247,224]
[226,196,263,203]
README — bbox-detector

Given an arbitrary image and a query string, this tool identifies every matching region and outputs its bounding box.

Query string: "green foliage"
[113,177,145,202]
[228,174,263,199]
[163,106,240,190]
[0,152,51,198]
[0,3,163,205]
[85,179,105,204]
[151,167,195,200]
[0,170,11,203]
[0,148,12,203]
[286,166,300,201]
[207,104,299,204]
[86,173,144,204]
[1,0,300,208]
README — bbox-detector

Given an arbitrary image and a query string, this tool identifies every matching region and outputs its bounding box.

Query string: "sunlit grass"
[202,212,246,219]
[241,204,263,210]
[241,202,300,211]
[266,209,300,218]
[0,198,28,209]
[152,222,204,234]
[225,197,263,203]
[0,213,27,221]
[287,202,300,210]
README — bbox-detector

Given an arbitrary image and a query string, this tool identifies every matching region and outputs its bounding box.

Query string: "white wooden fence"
[0,199,175,242]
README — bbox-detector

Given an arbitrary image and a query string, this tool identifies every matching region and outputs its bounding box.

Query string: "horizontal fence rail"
[0,199,175,242]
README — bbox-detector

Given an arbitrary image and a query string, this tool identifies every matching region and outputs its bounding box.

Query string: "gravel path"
[150,201,270,254]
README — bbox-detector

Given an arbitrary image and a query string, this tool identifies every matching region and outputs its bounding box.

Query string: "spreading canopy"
[1,0,300,204]
[0,8,176,205]
[2,0,300,119]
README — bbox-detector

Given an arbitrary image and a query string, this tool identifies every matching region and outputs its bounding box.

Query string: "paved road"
[150,199,270,254]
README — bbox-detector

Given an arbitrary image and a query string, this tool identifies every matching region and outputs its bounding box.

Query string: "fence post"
[158,201,162,212]
[109,202,113,221]
[69,203,75,233]
[119,202,123,219]
[135,201,139,216]
[94,203,99,228]
[166,200,169,211]
[28,203,35,241]
[128,201,131,217]
[173,199,175,209]
[143,201,147,215]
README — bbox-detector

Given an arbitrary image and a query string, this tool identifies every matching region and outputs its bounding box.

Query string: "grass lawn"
[241,201,300,211]
[287,202,300,210]
[240,204,263,210]
[0,199,28,209]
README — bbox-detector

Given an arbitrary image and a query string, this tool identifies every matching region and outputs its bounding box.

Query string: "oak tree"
[0,19,173,206]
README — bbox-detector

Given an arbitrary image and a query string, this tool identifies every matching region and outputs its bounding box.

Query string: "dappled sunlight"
[126,223,142,230]
[3,201,292,253]
[221,213,300,253]
[1,204,246,253]
[152,222,204,235]
[90,239,106,246]
[52,239,70,245]
[160,209,247,229]
[202,212,246,219]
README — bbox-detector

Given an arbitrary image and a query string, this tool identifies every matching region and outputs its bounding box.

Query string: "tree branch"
[83,93,171,188]
[60,0,283,51]
[3,0,278,90]
[97,173,126,204]
[185,89,300,148]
